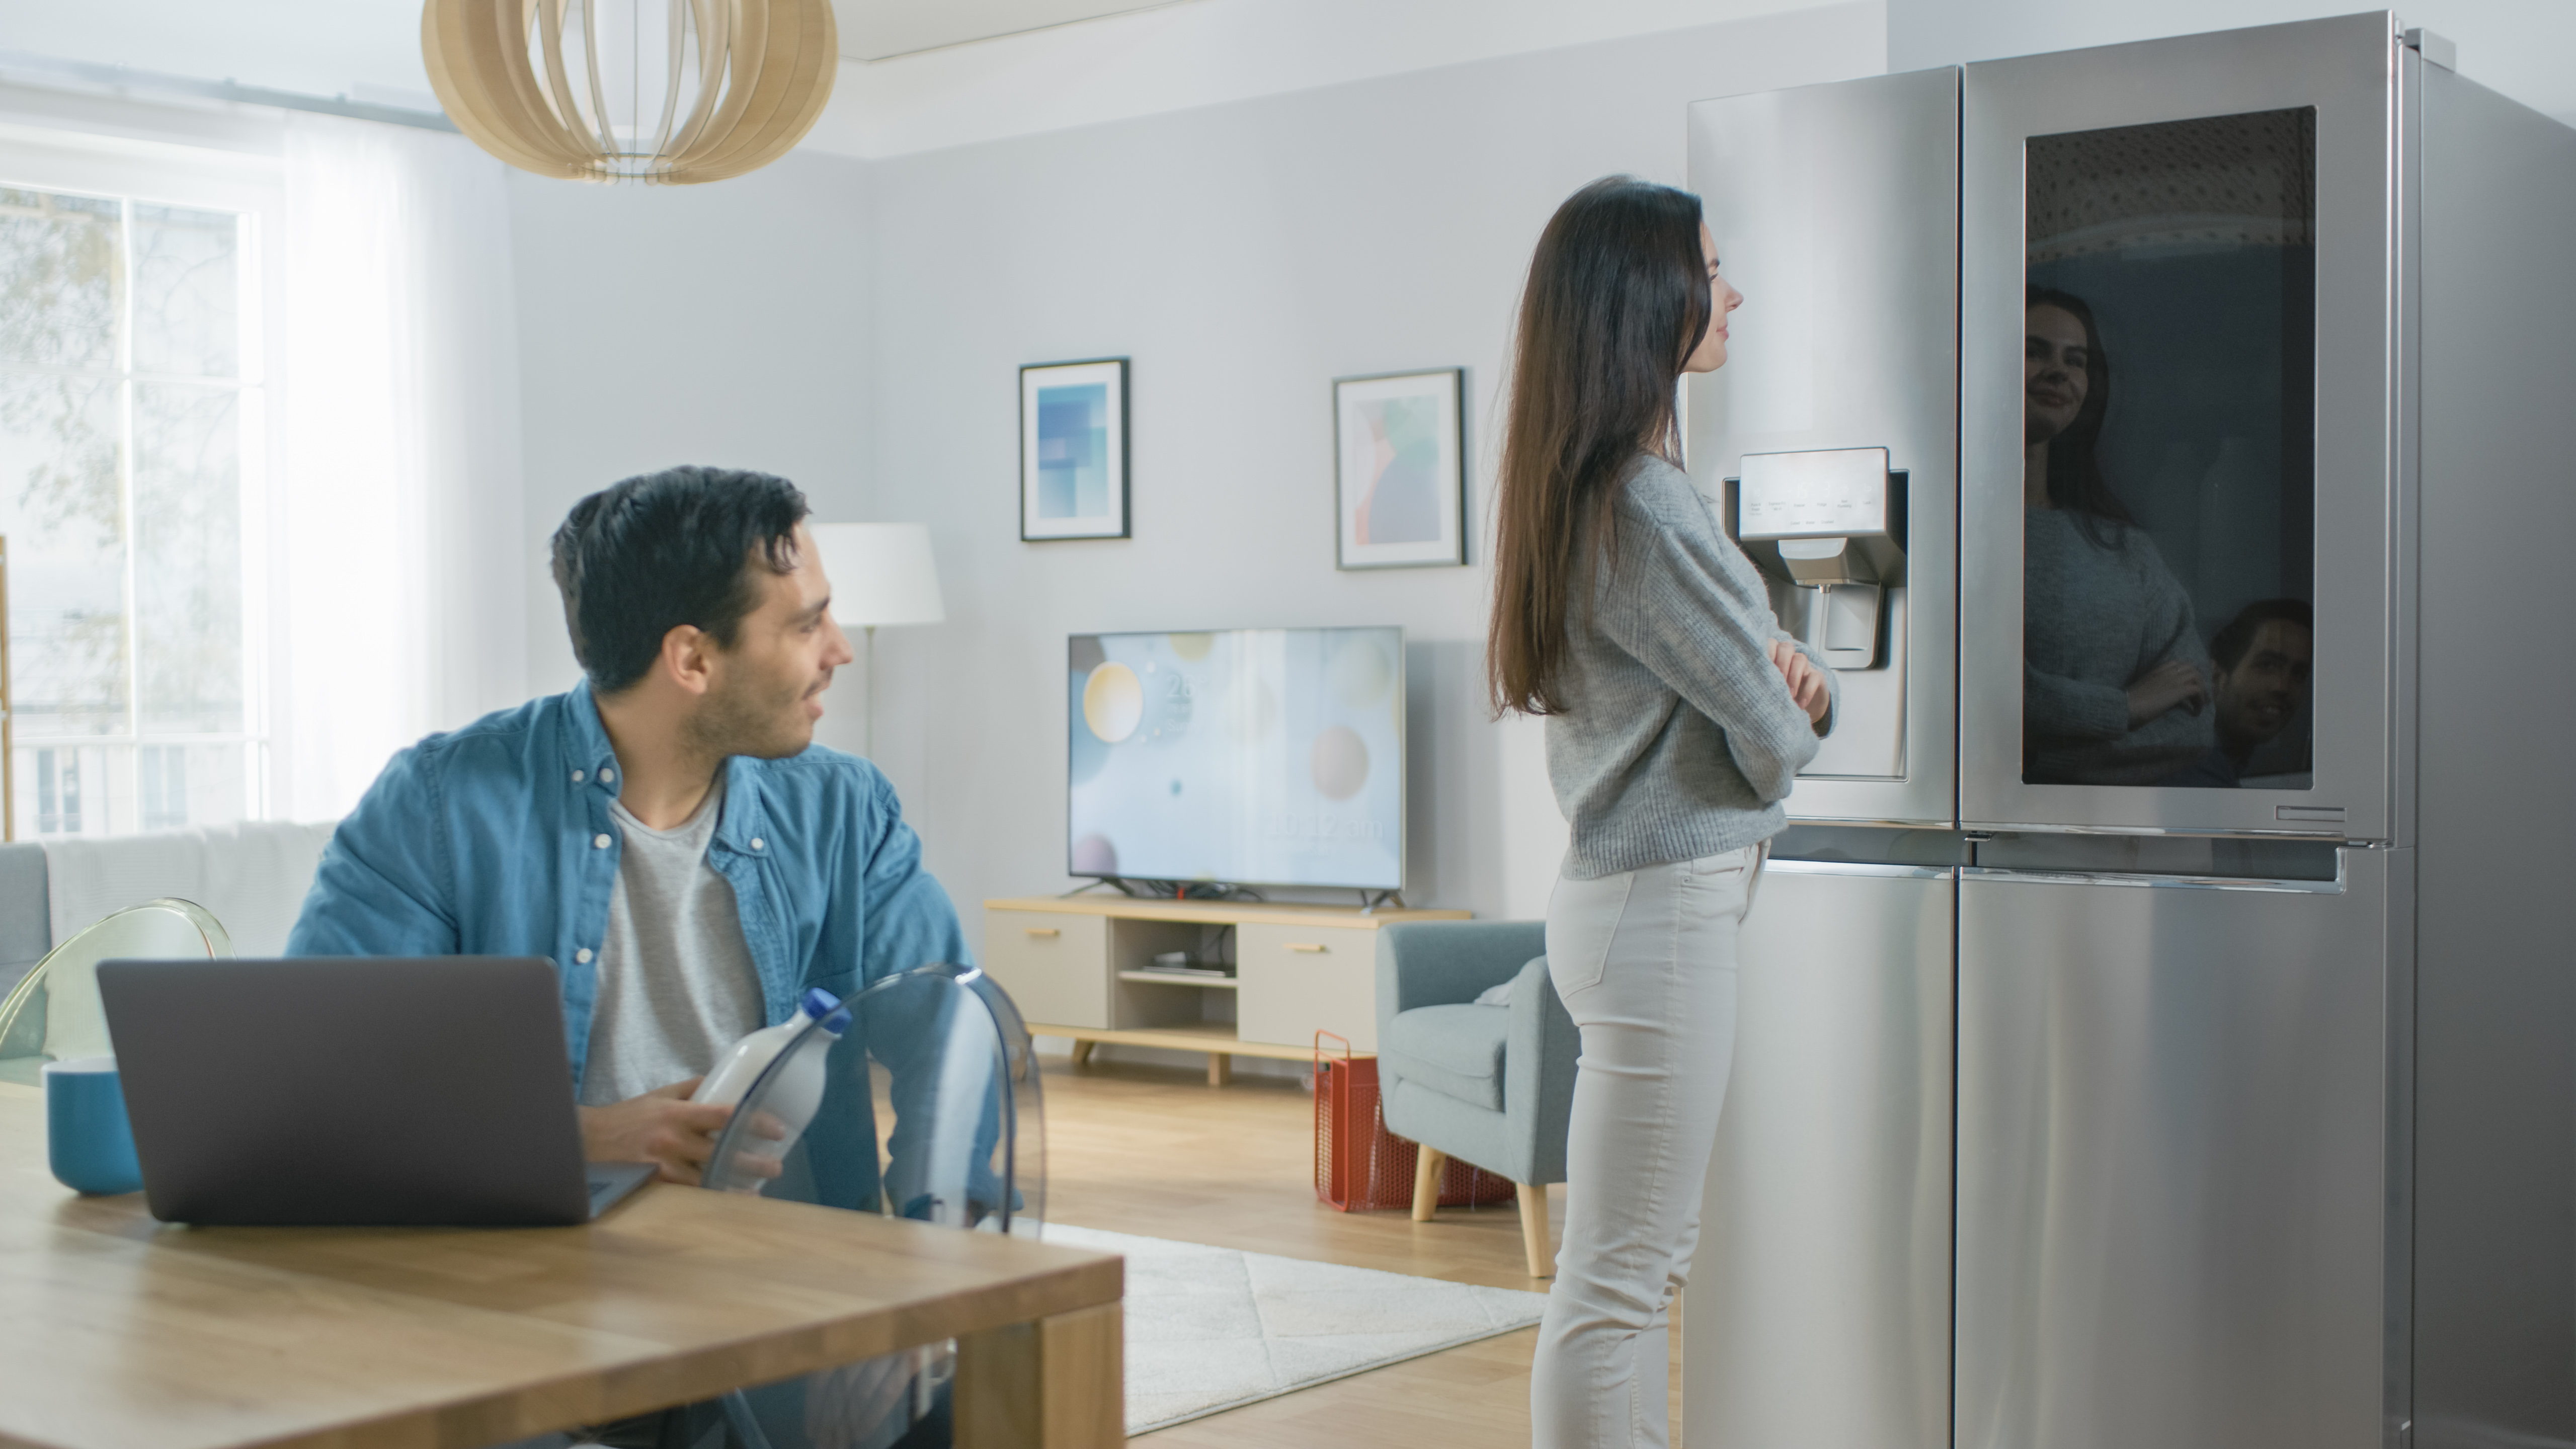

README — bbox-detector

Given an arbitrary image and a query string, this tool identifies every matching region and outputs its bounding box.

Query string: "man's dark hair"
[2209,597,2314,674]
[550,466,810,694]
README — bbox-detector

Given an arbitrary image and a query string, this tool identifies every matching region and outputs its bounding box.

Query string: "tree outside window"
[0,185,259,838]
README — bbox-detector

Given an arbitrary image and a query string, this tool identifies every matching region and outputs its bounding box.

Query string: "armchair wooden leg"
[1517,1181,1555,1278]
[1411,1148,1446,1222]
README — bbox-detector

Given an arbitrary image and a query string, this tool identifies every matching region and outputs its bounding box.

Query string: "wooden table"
[0,1083,1122,1449]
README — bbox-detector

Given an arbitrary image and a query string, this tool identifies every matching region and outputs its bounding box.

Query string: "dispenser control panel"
[1737,448,1894,541]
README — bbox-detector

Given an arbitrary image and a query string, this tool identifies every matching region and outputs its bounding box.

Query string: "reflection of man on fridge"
[2163,599,2315,788]
[1679,14,2576,1449]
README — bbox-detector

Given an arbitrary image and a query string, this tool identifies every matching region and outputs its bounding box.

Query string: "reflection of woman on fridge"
[2020,285,2214,785]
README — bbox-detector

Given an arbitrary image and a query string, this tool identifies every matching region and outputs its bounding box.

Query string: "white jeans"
[1531,844,1762,1449]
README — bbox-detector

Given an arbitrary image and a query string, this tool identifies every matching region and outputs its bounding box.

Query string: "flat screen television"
[1067,627,1403,891]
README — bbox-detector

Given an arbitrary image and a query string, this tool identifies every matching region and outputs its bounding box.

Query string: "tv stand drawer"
[982,911,1111,1028]
[1236,923,1380,1052]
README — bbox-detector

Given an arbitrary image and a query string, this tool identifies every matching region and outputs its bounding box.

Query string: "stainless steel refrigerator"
[1680,13,2575,1448]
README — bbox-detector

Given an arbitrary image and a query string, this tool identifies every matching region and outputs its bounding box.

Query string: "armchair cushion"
[1382,1003,1509,1112]
[1378,925,1578,1187]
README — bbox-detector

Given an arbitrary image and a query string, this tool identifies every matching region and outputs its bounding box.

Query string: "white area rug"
[1028,1222,1551,1435]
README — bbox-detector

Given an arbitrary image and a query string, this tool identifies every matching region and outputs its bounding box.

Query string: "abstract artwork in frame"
[1020,358,1130,541]
[1334,368,1465,569]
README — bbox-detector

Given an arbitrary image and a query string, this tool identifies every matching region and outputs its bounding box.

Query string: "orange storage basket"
[1314,1031,1516,1213]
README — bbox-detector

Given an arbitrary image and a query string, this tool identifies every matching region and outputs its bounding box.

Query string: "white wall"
[507,152,876,693]
[857,3,1885,924]
[502,0,2576,932]
[1889,0,2576,126]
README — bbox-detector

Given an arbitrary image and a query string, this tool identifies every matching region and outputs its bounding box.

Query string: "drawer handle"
[1284,942,1329,953]
[1024,927,1061,938]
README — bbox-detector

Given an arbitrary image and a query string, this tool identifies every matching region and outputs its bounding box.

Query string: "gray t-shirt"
[2023,508,2214,785]
[577,778,764,1106]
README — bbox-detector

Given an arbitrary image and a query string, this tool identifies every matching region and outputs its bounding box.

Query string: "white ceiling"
[0,0,441,112]
[0,0,2566,160]
[0,0,1195,108]
[835,0,1188,60]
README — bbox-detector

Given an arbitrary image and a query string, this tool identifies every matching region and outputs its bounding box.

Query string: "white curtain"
[272,115,527,821]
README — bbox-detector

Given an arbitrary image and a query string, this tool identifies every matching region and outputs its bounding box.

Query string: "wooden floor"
[1034,1053,1684,1445]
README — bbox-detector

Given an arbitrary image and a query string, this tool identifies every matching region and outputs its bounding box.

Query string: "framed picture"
[1334,367,1466,569]
[1020,358,1130,541]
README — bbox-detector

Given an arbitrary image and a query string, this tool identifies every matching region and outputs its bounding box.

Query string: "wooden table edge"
[146,1236,1124,1449]
[443,1234,1128,1449]
[0,1169,1124,1449]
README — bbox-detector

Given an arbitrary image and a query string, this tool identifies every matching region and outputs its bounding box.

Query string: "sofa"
[0,822,340,999]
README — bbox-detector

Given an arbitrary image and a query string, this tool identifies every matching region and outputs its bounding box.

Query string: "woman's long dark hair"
[2027,284,2136,546]
[1488,177,1712,717]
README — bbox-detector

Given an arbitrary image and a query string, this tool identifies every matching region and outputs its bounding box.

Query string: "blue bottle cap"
[801,986,849,1037]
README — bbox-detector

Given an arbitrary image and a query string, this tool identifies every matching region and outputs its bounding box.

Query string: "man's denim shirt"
[285,683,973,1211]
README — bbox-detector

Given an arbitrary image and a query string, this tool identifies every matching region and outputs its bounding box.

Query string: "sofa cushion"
[1382,1003,1509,1113]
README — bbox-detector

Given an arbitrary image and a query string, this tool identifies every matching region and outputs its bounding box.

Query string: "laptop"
[97,956,658,1227]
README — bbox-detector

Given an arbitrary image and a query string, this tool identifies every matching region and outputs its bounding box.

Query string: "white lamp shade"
[810,523,947,627]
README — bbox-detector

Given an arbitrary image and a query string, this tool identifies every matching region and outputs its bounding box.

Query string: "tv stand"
[982,894,1470,1086]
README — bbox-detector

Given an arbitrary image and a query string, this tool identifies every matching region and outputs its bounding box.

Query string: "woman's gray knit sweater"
[1545,455,1835,880]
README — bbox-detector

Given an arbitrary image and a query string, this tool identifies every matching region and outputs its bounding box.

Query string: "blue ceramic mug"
[44,1056,143,1196]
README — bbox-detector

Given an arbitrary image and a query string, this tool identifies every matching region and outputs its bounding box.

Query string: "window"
[0,185,261,837]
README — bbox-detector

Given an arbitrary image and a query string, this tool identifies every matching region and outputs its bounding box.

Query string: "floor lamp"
[807,523,946,759]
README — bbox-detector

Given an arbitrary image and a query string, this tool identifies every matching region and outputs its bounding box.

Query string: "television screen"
[1067,627,1403,890]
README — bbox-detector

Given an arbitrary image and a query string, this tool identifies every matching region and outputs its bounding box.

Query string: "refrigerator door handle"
[1960,863,2346,895]
[1767,859,1956,880]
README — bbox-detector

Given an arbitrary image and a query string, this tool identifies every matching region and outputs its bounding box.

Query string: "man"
[2164,598,2314,788]
[292,467,971,1445]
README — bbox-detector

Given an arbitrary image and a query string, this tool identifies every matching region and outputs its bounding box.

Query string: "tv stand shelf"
[1117,971,1240,989]
[982,895,1470,1087]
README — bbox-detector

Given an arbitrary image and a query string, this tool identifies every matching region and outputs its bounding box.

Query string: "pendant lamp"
[422,0,839,185]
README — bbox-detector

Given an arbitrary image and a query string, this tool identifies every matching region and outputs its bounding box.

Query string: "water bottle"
[691,987,851,1168]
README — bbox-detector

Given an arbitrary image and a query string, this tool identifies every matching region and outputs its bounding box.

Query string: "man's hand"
[578,1078,775,1186]
[1768,639,1831,725]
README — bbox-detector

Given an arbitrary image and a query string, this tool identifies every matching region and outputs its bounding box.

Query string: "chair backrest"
[0,899,231,1086]
[703,961,1046,1234]
[702,963,1047,1449]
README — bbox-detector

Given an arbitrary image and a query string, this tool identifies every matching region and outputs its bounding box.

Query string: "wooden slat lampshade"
[421,0,839,185]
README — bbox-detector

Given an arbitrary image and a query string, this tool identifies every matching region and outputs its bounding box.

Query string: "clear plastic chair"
[700,961,1046,1449]
[0,899,232,1087]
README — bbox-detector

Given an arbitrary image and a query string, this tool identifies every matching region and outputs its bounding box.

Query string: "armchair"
[1375,920,1577,1277]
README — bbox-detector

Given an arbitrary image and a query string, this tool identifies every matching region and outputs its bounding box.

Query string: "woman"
[2021,285,2212,784]
[1488,176,1832,1449]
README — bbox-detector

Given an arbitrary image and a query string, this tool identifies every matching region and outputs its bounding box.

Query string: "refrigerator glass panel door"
[1956,848,2396,1449]
[2022,109,2317,791]
[1689,67,1958,827]
[1961,14,2398,838]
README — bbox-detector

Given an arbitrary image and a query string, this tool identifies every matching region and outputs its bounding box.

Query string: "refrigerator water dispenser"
[1730,447,1906,669]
